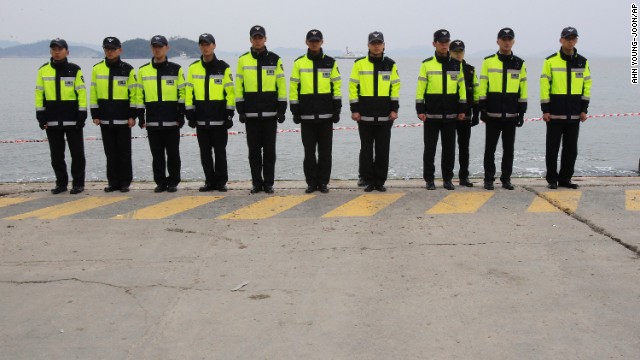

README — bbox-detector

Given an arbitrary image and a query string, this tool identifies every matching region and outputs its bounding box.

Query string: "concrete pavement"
[0,177,639,359]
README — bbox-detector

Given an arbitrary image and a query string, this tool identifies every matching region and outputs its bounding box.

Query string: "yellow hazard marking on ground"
[426,192,494,214]
[113,196,223,220]
[322,193,405,218]
[5,197,129,220]
[0,197,31,208]
[527,191,582,213]
[626,190,640,211]
[218,195,315,220]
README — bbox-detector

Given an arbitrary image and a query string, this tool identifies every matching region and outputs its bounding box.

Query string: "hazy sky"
[0,0,632,56]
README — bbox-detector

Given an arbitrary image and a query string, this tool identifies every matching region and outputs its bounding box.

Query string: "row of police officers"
[35,26,591,194]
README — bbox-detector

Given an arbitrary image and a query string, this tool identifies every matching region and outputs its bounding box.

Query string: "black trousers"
[484,121,516,183]
[197,126,228,187]
[46,127,85,188]
[301,120,333,187]
[245,119,277,187]
[147,128,181,187]
[545,121,580,184]
[423,121,456,182]
[358,122,392,186]
[101,126,132,188]
[456,121,471,180]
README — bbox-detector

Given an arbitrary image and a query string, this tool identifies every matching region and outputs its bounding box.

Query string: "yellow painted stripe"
[626,190,640,211]
[426,192,494,214]
[0,197,31,208]
[113,196,223,220]
[527,191,582,213]
[6,197,129,220]
[322,193,405,218]
[219,195,315,220]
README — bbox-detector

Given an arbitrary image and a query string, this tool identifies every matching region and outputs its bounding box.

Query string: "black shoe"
[484,182,494,190]
[263,185,274,194]
[167,185,178,193]
[104,186,119,193]
[154,185,167,193]
[501,182,515,190]
[70,186,84,194]
[547,182,558,189]
[357,178,366,187]
[119,187,130,193]
[305,185,316,194]
[364,184,375,192]
[318,184,329,193]
[250,185,263,194]
[459,179,474,187]
[558,181,579,189]
[51,186,68,194]
[216,185,228,192]
[443,180,455,190]
[199,184,216,192]
[426,181,436,190]
[375,185,387,192]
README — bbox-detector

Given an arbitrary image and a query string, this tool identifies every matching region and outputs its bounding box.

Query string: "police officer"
[35,38,87,194]
[541,27,591,189]
[290,29,342,194]
[349,31,400,192]
[449,40,480,187]
[415,29,467,191]
[185,33,235,192]
[137,35,186,193]
[478,28,528,191]
[236,26,286,194]
[90,37,137,193]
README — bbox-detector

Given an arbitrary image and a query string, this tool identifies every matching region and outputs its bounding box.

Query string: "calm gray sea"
[1,56,638,183]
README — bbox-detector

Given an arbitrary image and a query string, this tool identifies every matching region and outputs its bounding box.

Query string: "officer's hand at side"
[332,112,340,123]
[351,112,361,122]
[389,111,398,121]
[293,115,301,124]
[580,112,587,122]
[542,113,551,122]
[38,120,47,130]
[188,120,197,128]
[418,114,426,122]
[457,113,465,121]
[36,112,47,129]
[225,120,233,129]
[239,114,246,123]
[138,114,146,129]
[277,112,285,124]
[76,110,87,129]
[471,113,479,127]
[93,119,100,126]
[516,114,524,127]
[128,118,136,128]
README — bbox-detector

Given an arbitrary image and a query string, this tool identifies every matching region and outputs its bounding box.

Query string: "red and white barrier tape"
[2,112,639,144]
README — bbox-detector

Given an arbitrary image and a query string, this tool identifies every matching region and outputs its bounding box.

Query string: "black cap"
[198,33,215,44]
[368,31,384,44]
[433,29,451,42]
[497,27,515,39]
[450,39,465,51]
[102,37,121,49]
[250,25,266,38]
[561,26,579,38]
[150,35,168,46]
[306,29,323,41]
[49,38,68,49]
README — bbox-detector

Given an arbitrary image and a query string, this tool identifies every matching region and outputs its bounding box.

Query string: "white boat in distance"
[334,47,364,59]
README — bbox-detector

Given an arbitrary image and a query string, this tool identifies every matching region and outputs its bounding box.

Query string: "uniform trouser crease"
[545,121,580,183]
[46,127,85,188]
[101,126,132,188]
[483,121,516,183]
[197,126,228,186]
[423,121,456,182]
[359,122,392,186]
[245,119,277,187]
[301,120,333,186]
[148,129,181,186]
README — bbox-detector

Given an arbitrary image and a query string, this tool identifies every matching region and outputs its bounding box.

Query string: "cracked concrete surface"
[0,178,639,359]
